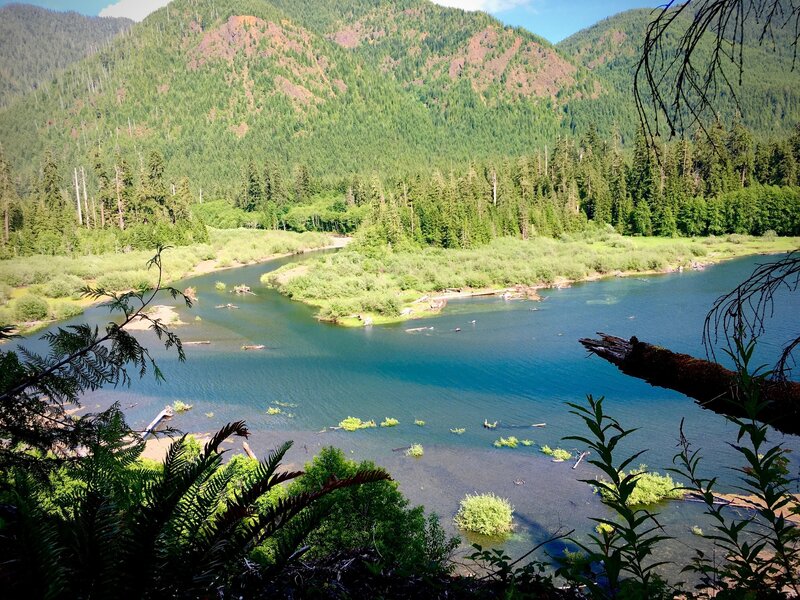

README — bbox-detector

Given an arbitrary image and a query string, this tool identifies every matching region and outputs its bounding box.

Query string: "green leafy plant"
[267,407,282,415]
[414,419,426,426]
[338,417,376,431]
[380,417,399,427]
[560,395,672,598]
[172,400,192,413]
[541,445,572,461]
[493,436,519,448]
[406,444,424,457]
[214,281,226,291]
[597,466,683,506]
[671,338,800,596]
[454,493,514,537]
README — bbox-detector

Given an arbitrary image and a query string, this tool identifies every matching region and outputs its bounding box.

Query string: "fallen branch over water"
[580,333,800,436]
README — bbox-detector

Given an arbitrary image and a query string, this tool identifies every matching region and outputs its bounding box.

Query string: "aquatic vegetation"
[521,439,534,446]
[492,436,519,448]
[266,407,282,415]
[692,525,704,537]
[406,444,424,458]
[597,466,684,506]
[454,492,514,536]
[450,428,465,435]
[596,523,615,535]
[339,417,377,431]
[540,446,572,461]
[380,417,399,427]
[414,419,426,426]
[204,412,214,418]
[214,281,226,291]
[274,401,298,408]
[172,400,193,413]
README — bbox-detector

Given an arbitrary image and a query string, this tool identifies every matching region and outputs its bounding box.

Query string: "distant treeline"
[2,122,799,258]
[0,148,207,257]
[223,122,800,247]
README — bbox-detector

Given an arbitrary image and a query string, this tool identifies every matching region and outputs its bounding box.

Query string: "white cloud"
[99,0,172,22]
[431,0,533,12]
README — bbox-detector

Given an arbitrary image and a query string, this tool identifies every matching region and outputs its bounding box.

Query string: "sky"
[0,0,663,43]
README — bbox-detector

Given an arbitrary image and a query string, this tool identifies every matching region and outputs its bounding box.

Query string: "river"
[35,251,800,567]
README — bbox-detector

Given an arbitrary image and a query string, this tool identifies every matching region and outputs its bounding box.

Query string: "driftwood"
[184,340,211,346]
[580,333,800,436]
[242,441,257,460]
[573,451,590,469]
[242,344,265,351]
[142,406,173,440]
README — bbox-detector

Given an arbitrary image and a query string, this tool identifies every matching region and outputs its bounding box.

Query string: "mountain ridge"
[0,0,797,196]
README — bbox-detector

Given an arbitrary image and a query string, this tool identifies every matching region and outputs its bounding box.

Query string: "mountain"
[557,6,800,139]
[0,4,132,108]
[0,0,798,197]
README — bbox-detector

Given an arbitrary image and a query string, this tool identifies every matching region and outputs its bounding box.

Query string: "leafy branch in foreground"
[0,421,391,599]
[0,247,189,471]
[561,395,673,599]
[671,338,800,597]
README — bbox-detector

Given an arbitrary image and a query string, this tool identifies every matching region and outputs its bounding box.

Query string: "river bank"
[263,232,800,327]
[0,229,348,333]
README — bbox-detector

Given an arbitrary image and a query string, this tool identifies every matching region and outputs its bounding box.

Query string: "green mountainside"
[0,0,798,197]
[0,3,132,108]
[557,6,800,140]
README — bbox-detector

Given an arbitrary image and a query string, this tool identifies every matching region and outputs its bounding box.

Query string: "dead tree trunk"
[580,333,800,436]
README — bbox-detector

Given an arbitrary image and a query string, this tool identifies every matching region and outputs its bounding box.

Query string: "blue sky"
[0,0,663,43]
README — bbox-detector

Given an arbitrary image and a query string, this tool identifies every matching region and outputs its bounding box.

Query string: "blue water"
[30,251,800,568]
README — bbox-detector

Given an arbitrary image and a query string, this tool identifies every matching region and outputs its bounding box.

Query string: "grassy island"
[262,230,799,326]
[0,229,334,331]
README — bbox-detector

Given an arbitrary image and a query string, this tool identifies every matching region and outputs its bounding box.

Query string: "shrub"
[598,466,684,506]
[406,444,424,457]
[50,301,84,321]
[14,294,49,322]
[288,447,457,575]
[380,417,399,427]
[42,274,85,298]
[454,492,514,536]
[338,417,376,431]
[214,281,226,291]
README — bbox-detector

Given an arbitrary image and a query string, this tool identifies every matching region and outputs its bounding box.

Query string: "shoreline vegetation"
[263,230,800,327]
[0,228,342,333]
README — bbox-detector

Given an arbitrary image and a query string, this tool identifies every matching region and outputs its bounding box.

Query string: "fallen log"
[242,441,257,460]
[580,333,800,436]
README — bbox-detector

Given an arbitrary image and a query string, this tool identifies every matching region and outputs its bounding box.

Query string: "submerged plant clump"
[521,439,534,446]
[540,445,572,461]
[406,444,424,457]
[450,428,466,435]
[598,466,684,506]
[214,281,226,291]
[266,407,282,415]
[380,417,400,427]
[172,400,193,413]
[493,436,519,448]
[414,419,426,426]
[339,417,377,431]
[454,492,514,537]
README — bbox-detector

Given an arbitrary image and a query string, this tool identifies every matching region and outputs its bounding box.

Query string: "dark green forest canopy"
[1,0,799,198]
[0,4,132,108]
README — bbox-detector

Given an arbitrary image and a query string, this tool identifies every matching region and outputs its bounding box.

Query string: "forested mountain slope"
[557,6,800,140]
[0,0,798,197]
[0,4,132,107]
